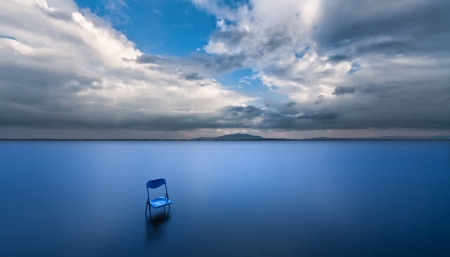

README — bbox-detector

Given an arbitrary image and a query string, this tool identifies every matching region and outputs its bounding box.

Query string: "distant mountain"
[192,133,268,141]
[215,133,265,140]
[190,133,450,141]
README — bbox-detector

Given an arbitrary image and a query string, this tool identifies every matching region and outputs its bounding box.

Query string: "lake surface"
[1,141,450,256]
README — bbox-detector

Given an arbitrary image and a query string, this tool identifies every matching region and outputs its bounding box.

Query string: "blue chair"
[146,179,172,216]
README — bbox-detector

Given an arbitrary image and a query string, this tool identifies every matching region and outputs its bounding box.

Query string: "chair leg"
[145,200,152,218]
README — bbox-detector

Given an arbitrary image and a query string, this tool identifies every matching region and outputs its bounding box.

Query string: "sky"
[0,0,450,139]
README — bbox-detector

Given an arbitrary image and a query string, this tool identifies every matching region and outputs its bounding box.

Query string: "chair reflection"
[146,208,170,226]
[145,203,171,241]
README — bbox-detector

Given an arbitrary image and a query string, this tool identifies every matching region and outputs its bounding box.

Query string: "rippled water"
[1,141,450,256]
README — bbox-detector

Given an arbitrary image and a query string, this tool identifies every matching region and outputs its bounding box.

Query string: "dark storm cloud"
[277,101,302,115]
[297,111,338,120]
[219,105,263,120]
[0,106,217,131]
[0,104,272,132]
[1,82,449,132]
[255,107,340,130]
[0,95,343,131]
[314,95,324,105]
[328,54,351,63]
[359,84,392,98]
[286,101,296,108]
[316,0,450,57]
[182,72,203,81]
[333,80,450,130]
[0,63,101,111]
[356,40,414,55]
[333,86,355,95]
[214,103,340,130]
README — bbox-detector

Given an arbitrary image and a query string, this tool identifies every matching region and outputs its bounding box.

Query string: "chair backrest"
[147,179,166,189]
[146,178,168,200]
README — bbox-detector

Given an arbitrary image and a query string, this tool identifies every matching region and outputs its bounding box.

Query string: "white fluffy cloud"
[190,0,450,131]
[0,0,250,130]
[194,0,450,103]
[194,0,348,102]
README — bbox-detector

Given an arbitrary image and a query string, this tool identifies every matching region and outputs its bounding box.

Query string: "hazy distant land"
[1,133,450,141]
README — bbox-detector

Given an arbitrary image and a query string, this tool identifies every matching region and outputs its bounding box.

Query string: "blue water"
[1,141,450,256]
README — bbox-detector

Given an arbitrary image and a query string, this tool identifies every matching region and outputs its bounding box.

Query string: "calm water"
[1,141,450,256]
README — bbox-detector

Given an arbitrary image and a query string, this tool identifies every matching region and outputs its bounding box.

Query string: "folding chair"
[146,178,172,216]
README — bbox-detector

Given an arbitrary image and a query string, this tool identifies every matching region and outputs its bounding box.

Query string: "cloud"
[219,105,264,127]
[182,72,203,81]
[136,52,245,78]
[333,86,355,96]
[102,0,129,24]
[0,0,250,132]
[297,111,338,120]
[188,0,450,131]
[1,0,450,138]
[328,54,351,63]
[152,9,163,16]
[360,84,392,98]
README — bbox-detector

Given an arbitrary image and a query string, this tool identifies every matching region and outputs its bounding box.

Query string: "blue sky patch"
[347,62,361,75]
[75,0,216,56]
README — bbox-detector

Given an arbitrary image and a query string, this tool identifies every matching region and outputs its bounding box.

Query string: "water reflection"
[1,141,450,256]
[145,205,171,242]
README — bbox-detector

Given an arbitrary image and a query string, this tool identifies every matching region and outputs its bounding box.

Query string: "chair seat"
[149,197,172,208]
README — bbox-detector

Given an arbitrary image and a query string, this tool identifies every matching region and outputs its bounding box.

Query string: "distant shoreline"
[1,132,449,141]
[1,138,449,141]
